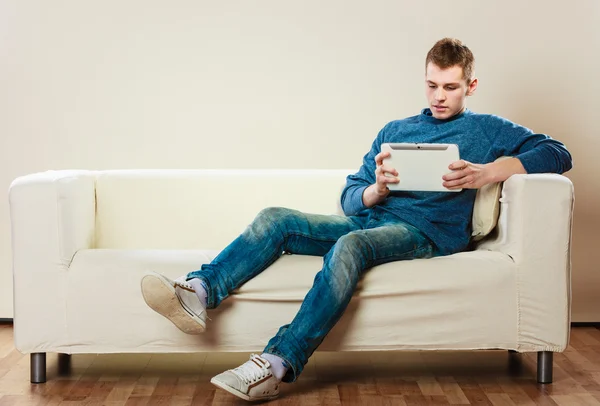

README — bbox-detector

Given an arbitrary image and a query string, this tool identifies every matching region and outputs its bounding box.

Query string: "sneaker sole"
[141,273,206,335]
[210,377,279,402]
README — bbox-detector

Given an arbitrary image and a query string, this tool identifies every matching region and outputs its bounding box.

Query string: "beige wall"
[1,1,598,321]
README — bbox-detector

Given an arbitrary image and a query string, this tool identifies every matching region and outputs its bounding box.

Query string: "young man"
[140,38,573,401]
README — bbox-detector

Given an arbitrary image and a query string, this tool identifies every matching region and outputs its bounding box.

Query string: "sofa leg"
[58,353,71,375]
[537,351,553,384]
[30,353,46,383]
[507,350,522,375]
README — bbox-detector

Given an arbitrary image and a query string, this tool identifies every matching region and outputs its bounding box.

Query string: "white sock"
[261,353,288,381]
[188,278,208,308]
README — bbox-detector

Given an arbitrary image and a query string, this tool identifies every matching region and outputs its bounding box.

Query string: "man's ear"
[466,77,478,96]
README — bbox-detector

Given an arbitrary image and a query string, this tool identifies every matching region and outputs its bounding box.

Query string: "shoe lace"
[173,276,193,290]
[231,354,271,384]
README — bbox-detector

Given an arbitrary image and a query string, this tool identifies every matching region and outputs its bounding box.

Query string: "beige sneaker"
[141,271,206,334]
[210,354,280,401]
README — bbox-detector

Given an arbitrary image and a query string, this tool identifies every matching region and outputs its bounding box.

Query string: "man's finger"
[443,178,466,188]
[444,175,478,189]
[442,171,464,181]
[449,160,467,170]
[379,165,398,176]
[377,173,399,184]
[375,151,391,166]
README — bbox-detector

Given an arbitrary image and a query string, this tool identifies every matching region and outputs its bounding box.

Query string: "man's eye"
[446,87,456,90]
[429,85,436,88]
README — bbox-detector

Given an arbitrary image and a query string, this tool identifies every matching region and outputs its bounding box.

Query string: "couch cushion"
[471,181,502,241]
[94,169,510,249]
[62,249,518,353]
[471,157,512,241]
[94,170,350,250]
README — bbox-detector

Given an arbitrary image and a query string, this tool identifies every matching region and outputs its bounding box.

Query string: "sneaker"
[141,271,206,334]
[210,354,280,401]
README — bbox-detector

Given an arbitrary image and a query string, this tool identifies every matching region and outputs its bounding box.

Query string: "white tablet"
[381,143,461,192]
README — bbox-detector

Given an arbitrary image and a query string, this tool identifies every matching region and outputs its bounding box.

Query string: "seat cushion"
[59,248,518,353]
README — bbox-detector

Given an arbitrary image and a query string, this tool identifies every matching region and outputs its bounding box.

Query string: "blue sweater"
[341,108,573,255]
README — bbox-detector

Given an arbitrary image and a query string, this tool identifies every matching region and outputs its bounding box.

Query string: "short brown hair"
[426,38,475,82]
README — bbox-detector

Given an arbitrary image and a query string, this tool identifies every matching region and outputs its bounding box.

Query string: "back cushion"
[470,157,511,242]
[94,170,351,249]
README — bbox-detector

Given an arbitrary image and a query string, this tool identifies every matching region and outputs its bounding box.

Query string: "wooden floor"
[0,324,599,405]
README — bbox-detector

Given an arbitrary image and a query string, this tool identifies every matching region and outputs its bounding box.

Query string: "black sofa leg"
[537,351,553,384]
[58,353,71,375]
[30,353,46,383]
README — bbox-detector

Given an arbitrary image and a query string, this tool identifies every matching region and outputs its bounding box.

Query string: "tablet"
[381,143,461,192]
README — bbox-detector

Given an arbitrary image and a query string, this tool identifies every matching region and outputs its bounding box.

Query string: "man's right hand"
[362,151,400,208]
[374,151,400,195]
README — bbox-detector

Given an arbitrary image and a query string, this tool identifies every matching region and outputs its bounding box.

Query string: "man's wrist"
[487,158,526,184]
[484,163,501,185]
[363,184,389,207]
[375,185,390,197]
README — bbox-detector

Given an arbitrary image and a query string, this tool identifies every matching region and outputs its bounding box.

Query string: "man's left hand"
[442,160,492,190]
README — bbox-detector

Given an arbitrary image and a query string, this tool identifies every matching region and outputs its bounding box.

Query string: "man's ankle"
[260,353,288,381]
[188,278,208,308]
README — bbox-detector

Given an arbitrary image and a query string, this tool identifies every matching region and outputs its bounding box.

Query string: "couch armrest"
[477,174,574,351]
[9,170,96,352]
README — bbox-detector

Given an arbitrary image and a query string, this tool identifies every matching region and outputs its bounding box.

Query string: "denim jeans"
[187,206,436,383]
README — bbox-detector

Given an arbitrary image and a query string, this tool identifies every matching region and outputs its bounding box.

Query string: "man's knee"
[256,207,294,221]
[247,207,298,238]
[334,232,371,259]
[325,232,371,290]
[255,207,299,227]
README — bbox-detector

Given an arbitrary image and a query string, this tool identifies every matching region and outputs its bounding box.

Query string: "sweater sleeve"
[491,116,573,174]
[340,125,387,216]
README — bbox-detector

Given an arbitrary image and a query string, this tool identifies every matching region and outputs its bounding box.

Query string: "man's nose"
[435,88,446,101]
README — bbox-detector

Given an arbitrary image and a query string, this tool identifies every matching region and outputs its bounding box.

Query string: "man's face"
[425,63,477,120]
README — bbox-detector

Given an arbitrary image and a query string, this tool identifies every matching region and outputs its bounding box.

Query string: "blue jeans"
[187,206,436,383]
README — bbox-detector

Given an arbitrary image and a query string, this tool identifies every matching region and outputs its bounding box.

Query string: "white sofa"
[8,170,574,384]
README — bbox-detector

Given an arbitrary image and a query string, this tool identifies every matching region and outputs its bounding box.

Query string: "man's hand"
[442,160,492,190]
[362,151,400,208]
[374,151,400,195]
[443,158,527,190]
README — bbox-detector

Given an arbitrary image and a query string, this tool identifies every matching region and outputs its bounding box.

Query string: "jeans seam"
[284,231,343,244]
[233,246,282,289]
[365,243,433,268]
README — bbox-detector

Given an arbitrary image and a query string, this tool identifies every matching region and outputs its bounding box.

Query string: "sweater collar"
[420,107,472,124]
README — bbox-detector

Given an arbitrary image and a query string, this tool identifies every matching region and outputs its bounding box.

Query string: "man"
[140,38,573,401]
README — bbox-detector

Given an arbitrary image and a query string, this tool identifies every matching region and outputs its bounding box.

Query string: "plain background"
[1,1,598,321]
